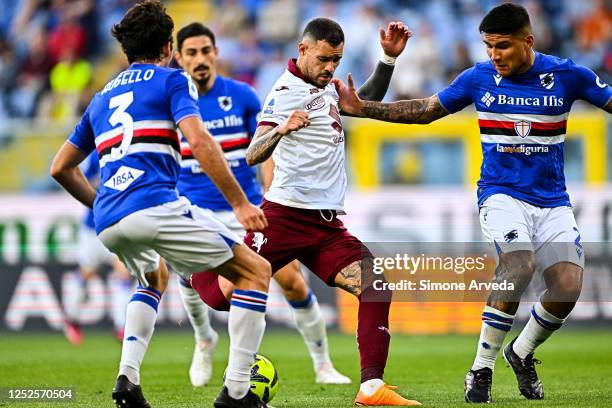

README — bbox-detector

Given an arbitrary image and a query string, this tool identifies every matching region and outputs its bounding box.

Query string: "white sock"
[225,289,268,400]
[360,378,384,396]
[471,306,515,371]
[513,302,565,359]
[110,274,132,331]
[290,290,330,370]
[118,286,161,385]
[177,276,215,343]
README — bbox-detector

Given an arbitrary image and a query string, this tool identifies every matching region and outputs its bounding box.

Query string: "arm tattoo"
[245,126,283,166]
[357,61,395,102]
[361,95,449,124]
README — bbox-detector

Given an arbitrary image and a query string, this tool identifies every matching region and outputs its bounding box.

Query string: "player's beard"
[316,71,333,87]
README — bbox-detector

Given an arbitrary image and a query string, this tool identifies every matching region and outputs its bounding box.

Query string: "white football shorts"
[196,208,245,237]
[479,194,585,271]
[77,225,113,270]
[98,197,241,286]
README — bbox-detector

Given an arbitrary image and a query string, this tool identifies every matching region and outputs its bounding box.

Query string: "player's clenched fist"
[277,110,310,136]
[234,202,268,231]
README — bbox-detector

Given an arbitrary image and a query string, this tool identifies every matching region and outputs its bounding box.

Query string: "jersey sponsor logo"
[251,232,268,253]
[493,74,502,86]
[203,114,244,130]
[103,166,144,191]
[218,96,233,111]
[539,73,554,89]
[481,91,495,107]
[275,85,289,91]
[305,96,325,111]
[496,144,549,155]
[514,120,531,138]
[497,94,564,107]
[309,87,323,94]
[595,75,607,89]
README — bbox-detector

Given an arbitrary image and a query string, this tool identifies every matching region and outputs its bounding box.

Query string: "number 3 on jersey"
[109,91,134,159]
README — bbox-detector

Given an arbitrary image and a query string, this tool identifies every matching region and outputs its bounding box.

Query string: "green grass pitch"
[0,329,610,407]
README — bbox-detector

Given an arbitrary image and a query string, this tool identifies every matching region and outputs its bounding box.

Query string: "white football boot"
[315,362,352,384]
[189,330,219,387]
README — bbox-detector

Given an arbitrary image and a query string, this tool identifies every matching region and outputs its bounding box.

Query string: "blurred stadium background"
[0,0,611,339]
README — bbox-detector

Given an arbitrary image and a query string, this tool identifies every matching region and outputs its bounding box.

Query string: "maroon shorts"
[244,199,370,286]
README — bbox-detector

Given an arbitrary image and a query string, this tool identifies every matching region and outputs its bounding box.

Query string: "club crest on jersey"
[218,96,233,111]
[504,229,519,243]
[514,120,531,138]
[539,73,554,89]
[103,166,144,191]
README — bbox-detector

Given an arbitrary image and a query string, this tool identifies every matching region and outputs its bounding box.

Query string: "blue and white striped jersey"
[68,63,200,233]
[438,52,612,208]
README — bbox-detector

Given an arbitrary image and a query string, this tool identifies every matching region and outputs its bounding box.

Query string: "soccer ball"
[223,354,279,403]
[249,354,279,403]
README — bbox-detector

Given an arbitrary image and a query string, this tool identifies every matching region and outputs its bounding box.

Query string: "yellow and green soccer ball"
[224,354,279,403]
[249,354,279,403]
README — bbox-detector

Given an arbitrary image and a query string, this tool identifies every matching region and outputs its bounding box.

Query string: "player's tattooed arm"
[361,95,449,124]
[334,74,449,124]
[246,111,310,165]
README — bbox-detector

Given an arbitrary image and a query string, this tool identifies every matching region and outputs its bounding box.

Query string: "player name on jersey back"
[100,68,155,95]
[68,64,200,233]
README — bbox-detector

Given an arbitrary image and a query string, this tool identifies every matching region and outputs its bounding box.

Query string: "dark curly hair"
[111,0,174,63]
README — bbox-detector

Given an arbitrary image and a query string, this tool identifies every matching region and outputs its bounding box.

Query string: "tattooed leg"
[335,259,392,383]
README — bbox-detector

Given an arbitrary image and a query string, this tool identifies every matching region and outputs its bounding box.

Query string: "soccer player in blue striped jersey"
[50,2,271,407]
[172,22,350,387]
[333,2,611,404]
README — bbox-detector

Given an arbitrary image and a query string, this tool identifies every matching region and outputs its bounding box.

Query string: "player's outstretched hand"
[277,110,310,136]
[234,203,268,231]
[332,74,364,116]
[379,21,412,58]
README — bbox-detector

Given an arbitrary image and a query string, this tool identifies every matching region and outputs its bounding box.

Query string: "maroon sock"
[190,271,230,311]
[357,285,391,383]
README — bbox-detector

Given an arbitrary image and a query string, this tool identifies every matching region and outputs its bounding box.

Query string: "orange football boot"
[354,384,421,406]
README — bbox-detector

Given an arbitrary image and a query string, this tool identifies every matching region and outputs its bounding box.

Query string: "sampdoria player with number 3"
[333,2,612,404]
[50,2,275,407]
